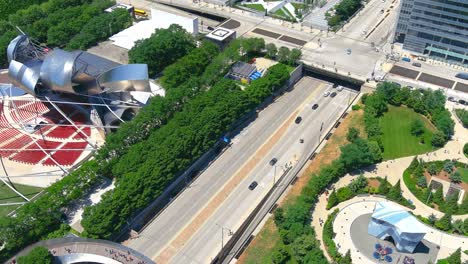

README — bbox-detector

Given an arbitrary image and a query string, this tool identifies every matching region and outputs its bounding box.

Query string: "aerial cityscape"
[0,0,467,263]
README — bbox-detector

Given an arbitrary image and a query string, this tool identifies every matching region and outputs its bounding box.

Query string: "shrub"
[349,174,367,193]
[336,187,353,202]
[431,132,446,147]
[17,246,52,264]
[428,163,438,175]
[417,175,427,188]
[322,210,341,260]
[346,127,360,143]
[410,119,424,136]
[444,161,455,173]
[450,171,462,183]
[351,104,361,111]
[435,213,452,231]
[464,143,468,158]
[327,190,339,209]
[377,177,390,194]
[271,244,290,264]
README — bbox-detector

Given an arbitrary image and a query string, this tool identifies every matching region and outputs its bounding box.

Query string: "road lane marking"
[154,81,325,263]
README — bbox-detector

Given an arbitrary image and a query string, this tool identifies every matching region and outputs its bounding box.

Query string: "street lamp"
[216,223,233,250]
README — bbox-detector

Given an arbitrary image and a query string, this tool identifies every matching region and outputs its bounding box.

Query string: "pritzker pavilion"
[368,202,427,253]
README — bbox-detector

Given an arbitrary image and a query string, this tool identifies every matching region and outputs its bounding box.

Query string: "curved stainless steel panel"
[97,64,150,93]
[40,49,77,94]
[8,60,39,96]
[7,35,28,63]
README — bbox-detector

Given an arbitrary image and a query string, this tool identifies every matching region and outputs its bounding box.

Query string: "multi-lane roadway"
[128,77,357,263]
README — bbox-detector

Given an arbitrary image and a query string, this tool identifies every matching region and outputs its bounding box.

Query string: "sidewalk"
[312,105,468,262]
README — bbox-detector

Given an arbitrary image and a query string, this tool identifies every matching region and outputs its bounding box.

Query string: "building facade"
[394,0,468,65]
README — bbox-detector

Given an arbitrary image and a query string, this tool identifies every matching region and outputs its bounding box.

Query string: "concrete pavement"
[127,77,356,263]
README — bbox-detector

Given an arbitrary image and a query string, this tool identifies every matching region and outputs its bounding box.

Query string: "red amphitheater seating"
[73,127,91,139]
[43,142,88,166]
[0,134,32,157]
[11,140,61,164]
[46,125,77,139]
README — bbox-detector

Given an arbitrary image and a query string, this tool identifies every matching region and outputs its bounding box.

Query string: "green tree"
[452,219,465,235]
[291,235,316,262]
[289,48,302,66]
[327,190,339,209]
[410,119,424,136]
[349,175,367,193]
[339,250,352,264]
[17,246,53,264]
[417,175,427,188]
[378,177,390,194]
[428,213,437,225]
[271,245,290,264]
[464,143,468,157]
[435,213,452,231]
[340,138,381,171]
[444,161,455,174]
[265,43,278,59]
[277,46,291,64]
[346,127,360,142]
[428,163,438,176]
[450,171,462,184]
[387,180,403,202]
[128,24,195,76]
[431,131,446,147]
[444,248,461,264]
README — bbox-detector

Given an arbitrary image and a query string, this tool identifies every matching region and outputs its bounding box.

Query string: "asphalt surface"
[127,77,355,263]
[170,79,356,264]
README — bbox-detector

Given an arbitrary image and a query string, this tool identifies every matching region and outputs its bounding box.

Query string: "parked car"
[402,57,411,62]
[330,92,337,98]
[248,181,258,190]
[448,96,456,102]
[455,72,468,80]
[295,116,302,124]
[324,91,330,97]
[312,103,319,110]
[269,158,277,166]
[332,83,338,88]
[337,86,344,91]
[412,62,421,67]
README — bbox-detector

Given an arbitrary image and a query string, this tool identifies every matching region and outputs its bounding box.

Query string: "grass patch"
[238,218,281,264]
[241,3,266,12]
[0,182,42,217]
[238,109,364,263]
[274,8,288,17]
[282,7,295,19]
[380,105,436,160]
[458,167,468,183]
[291,3,306,10]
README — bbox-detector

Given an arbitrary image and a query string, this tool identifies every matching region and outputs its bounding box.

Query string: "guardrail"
[213,87,361,264]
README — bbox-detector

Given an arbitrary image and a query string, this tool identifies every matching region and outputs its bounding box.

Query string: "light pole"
[216,223,233,250]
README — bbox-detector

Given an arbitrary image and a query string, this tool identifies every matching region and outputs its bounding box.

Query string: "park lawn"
[282,6,295,19]
[0,183,42,217]
[274,8,288,18]
[380,105,436,160]
[291,2,306,10]
[458,168,468,183]
[242,3,265,12]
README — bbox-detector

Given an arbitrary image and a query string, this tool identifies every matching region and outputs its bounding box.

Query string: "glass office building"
[394,0,468,65]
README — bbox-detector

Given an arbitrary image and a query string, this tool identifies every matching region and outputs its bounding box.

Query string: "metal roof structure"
[368,202,427,253]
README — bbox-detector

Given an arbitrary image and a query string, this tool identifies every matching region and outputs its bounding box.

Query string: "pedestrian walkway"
[331,197,468,263]
[312,104,468,262]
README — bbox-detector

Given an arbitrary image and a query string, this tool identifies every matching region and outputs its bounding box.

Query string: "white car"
[324,91,330,97]
[337,86,344,91]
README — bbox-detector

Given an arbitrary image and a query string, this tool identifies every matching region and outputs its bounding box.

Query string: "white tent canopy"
[109,8,199,50]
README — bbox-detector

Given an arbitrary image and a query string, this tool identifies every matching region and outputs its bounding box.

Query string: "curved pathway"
[313,102,468,262]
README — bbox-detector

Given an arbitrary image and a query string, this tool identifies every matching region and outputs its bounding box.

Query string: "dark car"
[295,116,302,124]
[269,158,278,166]
[207,26,215,30]
[332,83,338,88]
[330,92,337,98]
[455,72,468,80]
[312,103,319,110]
[248,181,258,190]
[448,96,455,102]
[459,99,467,105]
[412,62,421,67]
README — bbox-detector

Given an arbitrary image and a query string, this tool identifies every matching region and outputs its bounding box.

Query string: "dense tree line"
[0,0,48,20]
[81,62,290,238]
[17,246,53,264]
[128,24,196,76]
[0,0,131,67]
[327,0,363,28]
[363,82,454,150]
[272,131,382,263]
